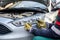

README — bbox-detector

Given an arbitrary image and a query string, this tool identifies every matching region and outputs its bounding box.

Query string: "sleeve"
[30,27,60,38]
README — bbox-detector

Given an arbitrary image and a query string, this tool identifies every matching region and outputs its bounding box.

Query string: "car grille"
[0,24,12,35]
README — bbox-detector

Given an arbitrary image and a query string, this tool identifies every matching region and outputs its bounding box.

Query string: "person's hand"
[37,20,46,28]
[0,7,5,10]
[0,3,14,10]
[5,3,14,8]
[24,23,32,31]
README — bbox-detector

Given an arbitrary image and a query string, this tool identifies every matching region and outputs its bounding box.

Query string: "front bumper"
[0,26,34,40]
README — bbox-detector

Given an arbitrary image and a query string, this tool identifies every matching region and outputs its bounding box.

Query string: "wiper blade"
[0,8,45,13]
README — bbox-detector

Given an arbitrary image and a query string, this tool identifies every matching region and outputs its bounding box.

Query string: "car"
[0,1,48,40]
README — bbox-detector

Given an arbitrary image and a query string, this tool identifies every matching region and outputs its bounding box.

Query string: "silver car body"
[0,1,47,40]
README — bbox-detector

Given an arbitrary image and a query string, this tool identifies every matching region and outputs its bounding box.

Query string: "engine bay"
[0,12,45,27]
[11,12,45,27]
[0,12,34,19]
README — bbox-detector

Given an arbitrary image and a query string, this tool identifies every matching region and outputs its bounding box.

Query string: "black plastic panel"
[0,24,12,35]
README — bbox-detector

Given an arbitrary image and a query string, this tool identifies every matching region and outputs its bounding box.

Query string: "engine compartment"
[0,12,34,19]
[0,12,45,40]
[0,12,45,27]
[0,1,49,40]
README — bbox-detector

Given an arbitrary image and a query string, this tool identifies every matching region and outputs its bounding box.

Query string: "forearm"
[5,3,14,8]
[30,28,60,38]
[0,7,5,10]
[0,3,14,10]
